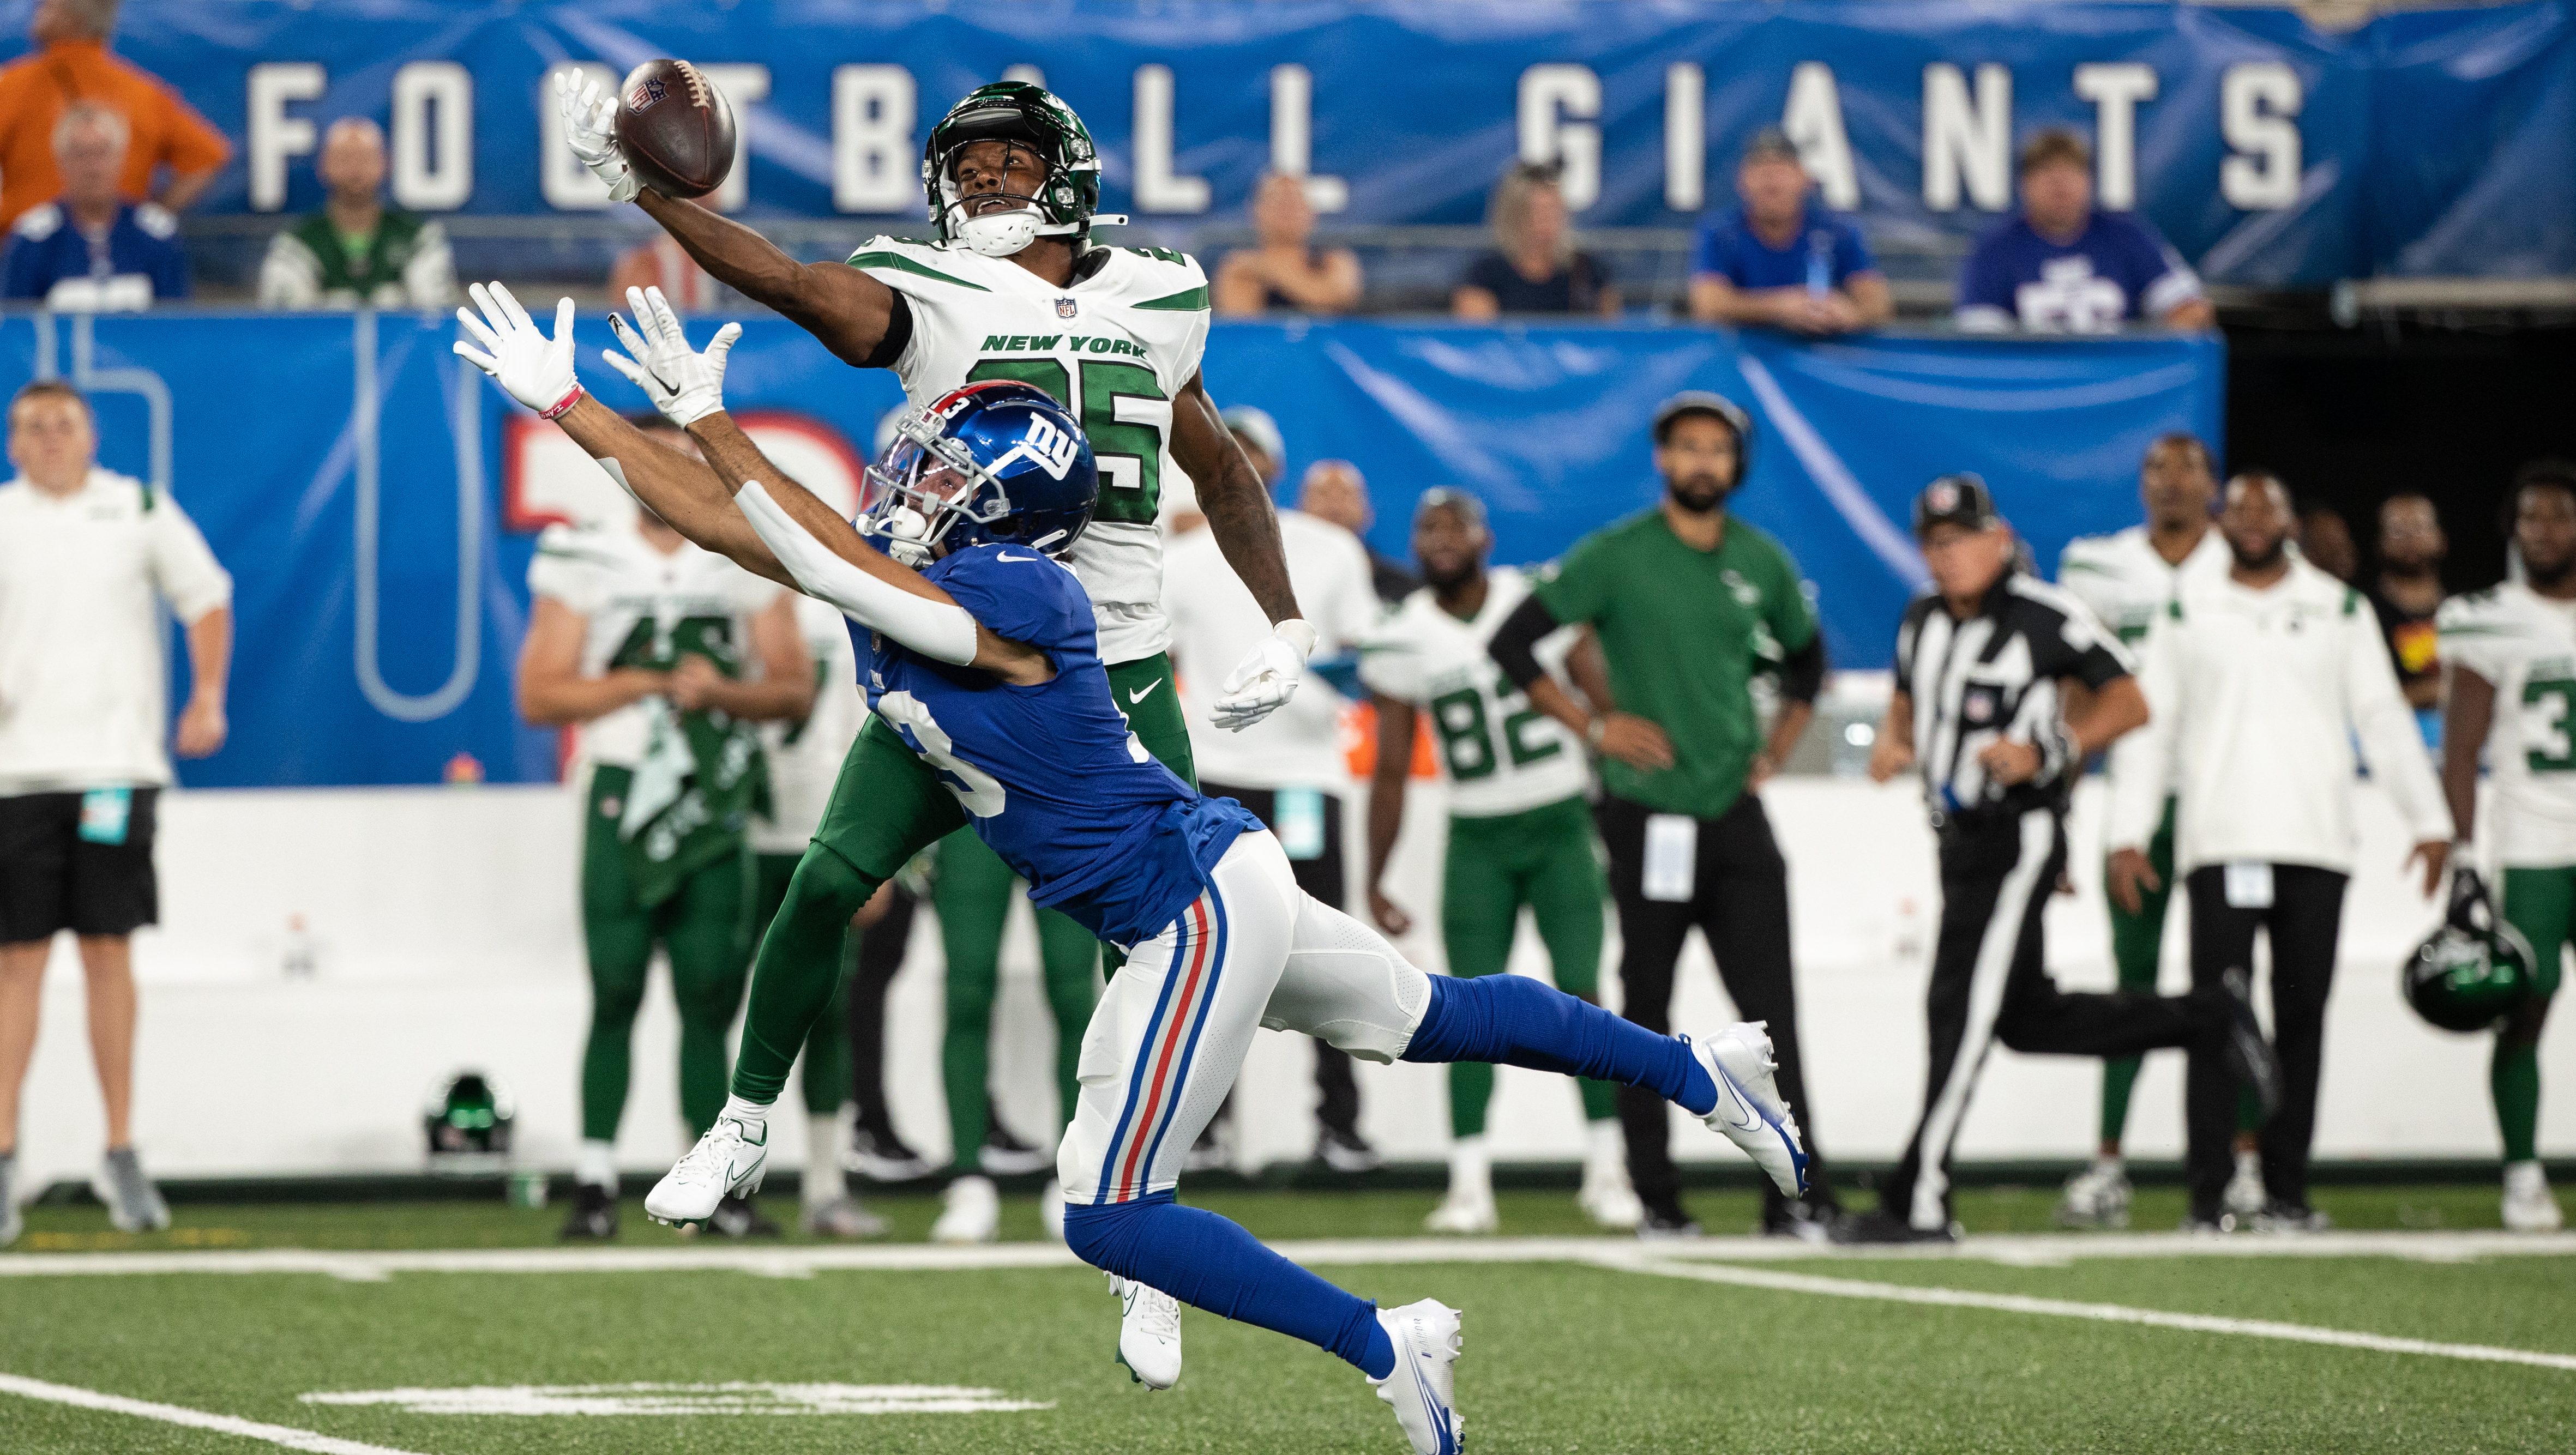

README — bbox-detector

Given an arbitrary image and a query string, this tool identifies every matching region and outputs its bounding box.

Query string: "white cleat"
[1578,1179,1645,1232]
[2221,1150,2268,1222]
[645,1114,768,1227]
[1692,1023,1808,1197]
[2055,1158,2132,1230]
[930,1174,1000,1245]
[1371,1298,1462,1455]
[1111,1274,1183,1390]
[1041,1178,1066,1243]
[1424,1189,1497,1235]
[2503,1160,2564,1233]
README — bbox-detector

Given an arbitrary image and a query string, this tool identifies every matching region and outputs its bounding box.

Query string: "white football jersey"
[850,236,1213,666]
[1359,566,1591,818]
[2056,523,2229,648]
[527,523,784,769]
[752,594,864,853]
[2440,583,2576,866]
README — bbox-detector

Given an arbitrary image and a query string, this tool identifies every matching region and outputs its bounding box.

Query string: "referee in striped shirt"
[1843,475,2276,1243]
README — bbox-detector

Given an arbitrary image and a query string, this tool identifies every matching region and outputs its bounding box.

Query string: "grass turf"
[2,1188,2569,1453]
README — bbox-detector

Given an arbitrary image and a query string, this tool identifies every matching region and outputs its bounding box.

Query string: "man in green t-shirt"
[1489,392,1835,1238]
[257,118,456,309]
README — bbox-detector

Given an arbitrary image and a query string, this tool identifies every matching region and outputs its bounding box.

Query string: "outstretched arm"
[555,394,784,576]
[557,75,902,369]
[1169,372,1301,626]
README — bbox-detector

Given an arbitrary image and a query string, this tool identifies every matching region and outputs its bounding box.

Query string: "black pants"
[846,884,918,1140]
[1598,791,1829,1215]
[1880,808,2207,1231]
[2184,863,2346,1215]
[1203,782,1361,1141]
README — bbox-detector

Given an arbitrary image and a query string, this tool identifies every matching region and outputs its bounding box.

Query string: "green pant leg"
[2497,866,2573,1164]
[732,716,968,1103]
[2099,797,2178,1149]
[1097,653,1195,981]
[662,847,756,1139]
[1519,797,1618,1124]
[1035,905,1100,1139]
[1440,814,1524,1142]
[753,852,853,1120]
[935,829,1015,1176]
[578,768,655,1144]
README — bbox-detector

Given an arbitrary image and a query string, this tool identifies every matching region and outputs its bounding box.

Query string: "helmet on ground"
[858,381,1098,565]
[423,1070,515,1166]
[921,82,1108,257]
[2403,868,2538,1033]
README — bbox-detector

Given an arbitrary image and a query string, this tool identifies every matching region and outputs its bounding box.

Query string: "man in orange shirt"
[0,0,228,228]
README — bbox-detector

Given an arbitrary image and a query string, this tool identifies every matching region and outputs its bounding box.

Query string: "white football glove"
[453,280,584,419]
[603,286,741,429]
[1211,619,1319,732]
[556,71,640,204]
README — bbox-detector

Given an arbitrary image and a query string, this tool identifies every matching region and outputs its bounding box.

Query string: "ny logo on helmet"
[997,414,1082,481]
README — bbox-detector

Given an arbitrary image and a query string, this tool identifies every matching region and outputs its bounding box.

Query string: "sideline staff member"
[1490,391,1834,1237]
[1849,475,2274,1243]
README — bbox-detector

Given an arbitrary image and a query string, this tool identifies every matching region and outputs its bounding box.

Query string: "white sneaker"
[0,1156,20,1247]
[1370,1298,1462,1455]
[800,1196,887,1239]
[930,1174,1000,1244]
[2055,1158,2132,1230]
[645,1114,769,1227]
[2221,1149,2267,1221]
[2503,1161,2564,1233]
[95,1147,171,1234]
[1111,1273,1183,1390]
[1578,1132,1645,1231]
[1692,1023,1808,1197]
[1424,1189,1497,1235]
[1041,1179,1066,1242]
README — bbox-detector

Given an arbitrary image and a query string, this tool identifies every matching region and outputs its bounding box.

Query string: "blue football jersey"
[851,543,1257,946]
[1953,212,2200,333]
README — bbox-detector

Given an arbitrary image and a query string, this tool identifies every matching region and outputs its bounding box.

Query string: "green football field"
[4,1186,2572,1454]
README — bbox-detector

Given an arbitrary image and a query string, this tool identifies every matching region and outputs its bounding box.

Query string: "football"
[612,58,736,200]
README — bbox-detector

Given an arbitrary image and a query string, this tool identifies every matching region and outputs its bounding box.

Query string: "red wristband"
[539,382,585,421]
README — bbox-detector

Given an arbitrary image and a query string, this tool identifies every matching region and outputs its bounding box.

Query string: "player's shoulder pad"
[845,235,995,294]
[531,521,625,566]
[131,203,177,240]
[13,203,61,240]
[2056,530,2119,574]
[931,541,1091,647]
[1108,244,1211,312]
[2437,587,2507,632]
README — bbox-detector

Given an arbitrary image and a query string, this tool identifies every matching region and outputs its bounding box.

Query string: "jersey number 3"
[970,357,1168,527]
[876,691,1007,817]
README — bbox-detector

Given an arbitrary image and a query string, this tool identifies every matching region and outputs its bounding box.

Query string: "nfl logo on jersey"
[1055,297,1079,319]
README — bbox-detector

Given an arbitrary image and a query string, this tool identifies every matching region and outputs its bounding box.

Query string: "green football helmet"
[423,1070,515,1168]
[920,82,1117,257]
[2404,867,2538,1033]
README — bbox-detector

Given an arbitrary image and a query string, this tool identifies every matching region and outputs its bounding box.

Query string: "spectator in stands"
[1224,404,1286,491]
[0,379,233,1246]
[0,0,227,230]
[1453,161,1618,320]
[2,103,186,309]
[1955,129,2213,334]
[1214,172,1363,317]
[258,118,457,310]
[1688,129,1890,334]
[1299,459,1417,603]
[2298,504,2361,583]
[2372,493,2449,715]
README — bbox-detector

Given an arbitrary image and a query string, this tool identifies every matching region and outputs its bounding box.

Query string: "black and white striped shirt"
[1894,570,2132,820]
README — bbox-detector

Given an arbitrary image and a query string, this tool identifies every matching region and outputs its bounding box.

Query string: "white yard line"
[0,1229,2570,1279]
[1610,1258,2576,1373]
[0,1372,432,1455]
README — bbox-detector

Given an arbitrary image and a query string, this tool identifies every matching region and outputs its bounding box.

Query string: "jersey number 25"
[969,357,1169,527]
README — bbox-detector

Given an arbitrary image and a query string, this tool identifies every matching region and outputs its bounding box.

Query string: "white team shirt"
[852,236,1213,665]
[1163,510,1377,791]
[2057,523,2228,803]
[751,594,864,854]
[526,523,784,770]
[1358,566,1591,818]
[0,469,231,794]
[2440,583,2576,867]
[2110,557,2452,876]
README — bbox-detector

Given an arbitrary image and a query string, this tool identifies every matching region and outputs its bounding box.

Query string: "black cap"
[1912,473,2001,538]
[1741,127,1801,167]
[1651,390,1752,447]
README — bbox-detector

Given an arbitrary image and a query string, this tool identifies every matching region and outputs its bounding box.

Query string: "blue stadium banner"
[88,0,2576,282]
[0,312,2216,788]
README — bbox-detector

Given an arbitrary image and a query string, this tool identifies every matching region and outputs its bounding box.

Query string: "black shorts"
[0,788,161,943]
[1200,781,1346,909]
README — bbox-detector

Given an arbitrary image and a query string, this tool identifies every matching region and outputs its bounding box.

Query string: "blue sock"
[1401,972,1717,1117]
[1063,1192,1394,1378]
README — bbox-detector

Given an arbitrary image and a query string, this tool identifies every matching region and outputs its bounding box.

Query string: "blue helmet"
[856,381,1098,563]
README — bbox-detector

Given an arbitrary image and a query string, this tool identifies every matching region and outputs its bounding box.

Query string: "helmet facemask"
[857,408,1004,565]
[933,134,1077,257]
